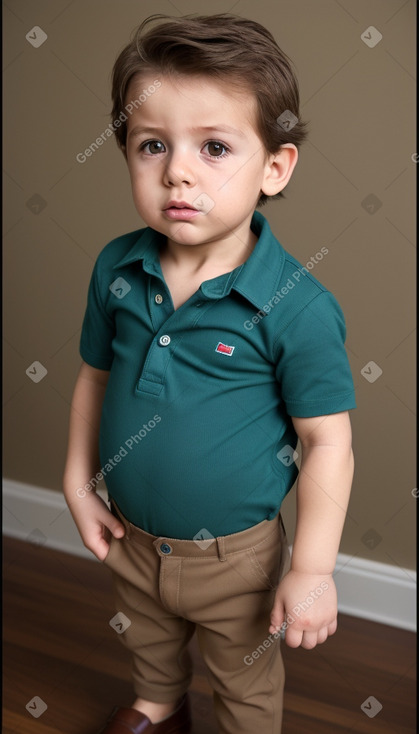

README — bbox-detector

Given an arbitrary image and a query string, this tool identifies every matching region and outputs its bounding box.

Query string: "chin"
[169,233,204,246]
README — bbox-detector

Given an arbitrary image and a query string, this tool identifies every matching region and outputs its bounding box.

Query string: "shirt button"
[160,543,172,554]
[159,335,171,347]
[155,294,163,304]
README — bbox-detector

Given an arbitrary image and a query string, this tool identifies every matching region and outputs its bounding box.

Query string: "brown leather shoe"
[97,694,192,733]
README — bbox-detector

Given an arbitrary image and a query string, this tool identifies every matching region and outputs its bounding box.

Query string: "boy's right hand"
[65,489,125,561]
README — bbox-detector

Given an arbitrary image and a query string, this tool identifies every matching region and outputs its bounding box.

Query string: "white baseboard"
[2,478,416,632]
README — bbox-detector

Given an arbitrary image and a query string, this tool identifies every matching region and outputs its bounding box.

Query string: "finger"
[94,518,123,560]
[269,604,285,635]
[90,534,111,562]
[269,623,287,640]
[300,631,318,649]
[104,515,125,539]
[328,618,338,636]
[269,621,284,635]
[315,627,329,645]
[284,627,303,648]
[110,519,125,538]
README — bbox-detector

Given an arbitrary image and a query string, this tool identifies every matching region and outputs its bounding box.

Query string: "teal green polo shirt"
[80,211,356,539]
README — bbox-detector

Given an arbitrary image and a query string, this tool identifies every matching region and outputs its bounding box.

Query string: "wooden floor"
[3,536,416,734]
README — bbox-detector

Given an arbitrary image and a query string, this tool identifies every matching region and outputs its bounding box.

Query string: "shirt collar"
[113,227,166,273]
[113,210,285,310]
[229,211,285,310]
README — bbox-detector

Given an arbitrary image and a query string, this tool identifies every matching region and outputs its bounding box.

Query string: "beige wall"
[3,0,416,570]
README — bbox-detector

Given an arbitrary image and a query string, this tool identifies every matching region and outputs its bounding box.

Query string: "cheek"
[217,167,261,198]
[128,174,147,208]
[126,157,137,182]
[129,156,161,182]
[128,164,148,193]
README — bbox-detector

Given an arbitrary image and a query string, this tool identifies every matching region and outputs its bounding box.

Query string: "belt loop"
[216,536,227,562]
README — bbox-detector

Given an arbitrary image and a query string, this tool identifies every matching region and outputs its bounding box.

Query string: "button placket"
[136,293,215,396]
[147,273,172,333]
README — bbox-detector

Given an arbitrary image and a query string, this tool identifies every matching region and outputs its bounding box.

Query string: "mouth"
[163,201,201,220]
[164,201,198,211]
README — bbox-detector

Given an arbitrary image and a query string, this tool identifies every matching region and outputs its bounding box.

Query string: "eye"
[204,141,230,158]
[140,140,166,154]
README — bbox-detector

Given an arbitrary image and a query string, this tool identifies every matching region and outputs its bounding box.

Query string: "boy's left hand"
[269,570,338,649]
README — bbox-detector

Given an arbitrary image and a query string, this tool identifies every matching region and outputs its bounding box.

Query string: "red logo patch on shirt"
[215,342,235,356]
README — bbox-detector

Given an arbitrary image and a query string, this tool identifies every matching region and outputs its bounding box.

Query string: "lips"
[163,200,201,220]
[164,200,197,211]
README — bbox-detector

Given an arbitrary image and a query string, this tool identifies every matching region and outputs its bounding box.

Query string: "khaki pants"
[104,499,290,734]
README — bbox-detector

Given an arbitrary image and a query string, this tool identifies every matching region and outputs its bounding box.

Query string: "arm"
[269,411,354,648]
[63,361,125,560]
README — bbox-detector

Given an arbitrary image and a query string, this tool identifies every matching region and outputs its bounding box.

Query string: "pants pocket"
[103,534,118,566]
[245,523,285,590]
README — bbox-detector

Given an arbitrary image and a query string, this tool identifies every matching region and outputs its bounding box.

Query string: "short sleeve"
[275,291,356,417]
[79,257,115,370]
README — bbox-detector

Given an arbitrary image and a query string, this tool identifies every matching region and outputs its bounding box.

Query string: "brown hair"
[111,14,308,205]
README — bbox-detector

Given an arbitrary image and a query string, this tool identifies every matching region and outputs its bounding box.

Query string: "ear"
[261,144,299,197]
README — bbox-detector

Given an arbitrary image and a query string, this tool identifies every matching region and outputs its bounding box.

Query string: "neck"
[162,224,258,275]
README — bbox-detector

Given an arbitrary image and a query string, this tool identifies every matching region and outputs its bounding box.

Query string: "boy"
[63,14,355,734]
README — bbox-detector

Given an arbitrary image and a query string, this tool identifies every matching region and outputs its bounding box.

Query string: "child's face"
[124,73,281,248]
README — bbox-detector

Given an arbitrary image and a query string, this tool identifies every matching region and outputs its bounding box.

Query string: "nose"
[163,148,196,188]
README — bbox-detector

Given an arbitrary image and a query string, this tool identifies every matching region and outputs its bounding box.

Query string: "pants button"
[160,542,172,554]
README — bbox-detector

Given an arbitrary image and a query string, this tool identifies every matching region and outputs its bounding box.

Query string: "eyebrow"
[128,124,245,139]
